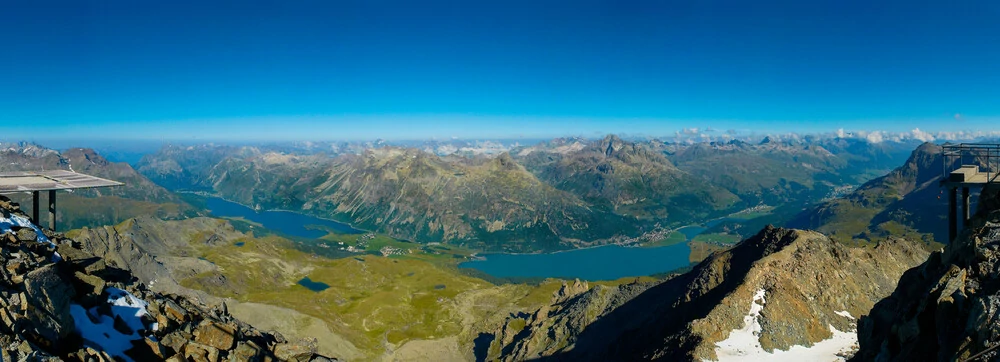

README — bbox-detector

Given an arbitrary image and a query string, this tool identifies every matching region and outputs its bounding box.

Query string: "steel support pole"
[949,187,958,242]
[963,187,971,228]
[31,191,39,224]
[48,190,56,231]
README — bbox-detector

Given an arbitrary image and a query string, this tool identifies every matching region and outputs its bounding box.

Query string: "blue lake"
[205,197,363,239]
[459,242,693,281]
[297,277,330,292]
[459,217,749,281]
[676,217,741,240]
[677,226,707,240]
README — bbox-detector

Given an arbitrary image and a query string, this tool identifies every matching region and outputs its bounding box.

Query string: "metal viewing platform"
[0,170,123,231]
[940,143,1000,242]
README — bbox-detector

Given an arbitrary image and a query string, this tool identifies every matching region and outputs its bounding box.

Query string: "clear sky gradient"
[2,1,999,141]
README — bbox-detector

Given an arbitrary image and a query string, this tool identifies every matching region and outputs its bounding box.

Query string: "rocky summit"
[855,184,1000,361]
[483,225,929,361]
[0,195,336,362]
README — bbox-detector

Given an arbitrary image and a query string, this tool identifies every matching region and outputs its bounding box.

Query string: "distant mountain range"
[134,135,917,252]
[514,136,738,223]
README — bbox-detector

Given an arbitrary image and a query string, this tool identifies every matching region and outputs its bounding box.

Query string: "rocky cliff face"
[66,216,246,299]
[854,185,1000,361]
[0,195,335,361]
[487,225,929,361]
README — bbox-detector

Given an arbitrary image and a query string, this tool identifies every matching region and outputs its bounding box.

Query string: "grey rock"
[16,228,37,243]
[72,271,106,295]
[229,341,263,362]
[161,330,193,354]
[23,264,75,342]
[184,342,220,362]
[193,321,236,351]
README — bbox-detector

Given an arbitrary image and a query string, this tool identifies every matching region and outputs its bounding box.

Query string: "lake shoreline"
[458,242,695,281]
[177,190,370,234]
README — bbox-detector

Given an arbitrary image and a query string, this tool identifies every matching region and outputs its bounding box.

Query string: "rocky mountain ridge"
[484,225,930,361]
[854,184,1000,361]
[0,195,335,361]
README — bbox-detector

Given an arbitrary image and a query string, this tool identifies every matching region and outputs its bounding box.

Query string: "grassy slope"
[175,228,601,360]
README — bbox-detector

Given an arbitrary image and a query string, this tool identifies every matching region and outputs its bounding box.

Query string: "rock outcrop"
[67,216,245,299]
[487,225,930,361]
[0,195,336,361]
[855,185,1000,361]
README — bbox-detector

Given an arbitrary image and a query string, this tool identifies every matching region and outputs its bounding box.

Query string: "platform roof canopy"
[0,170,123,231]
[0,170,123,193]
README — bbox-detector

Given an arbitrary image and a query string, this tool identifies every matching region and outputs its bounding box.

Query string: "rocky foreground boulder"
[855,185,1000,361]
[0,195,336,361]
[486,225,929,361]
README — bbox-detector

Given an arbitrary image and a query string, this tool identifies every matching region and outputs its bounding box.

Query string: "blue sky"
[2,1,999,141]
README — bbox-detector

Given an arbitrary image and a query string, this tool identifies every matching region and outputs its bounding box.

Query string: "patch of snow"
[710,289,858,362]
[0,213,51,244]
[70,288,152,362]
[835,310,855,320]
[107,287,150,333]
[70,305,136,361]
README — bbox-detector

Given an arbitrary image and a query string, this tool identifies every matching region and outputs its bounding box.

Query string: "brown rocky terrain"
[854,184,1000,361]
[66,216,357,359]
[484,225,930,361]
[0,195,335,361]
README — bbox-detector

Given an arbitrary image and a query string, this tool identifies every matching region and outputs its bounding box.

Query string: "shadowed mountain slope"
[854,185,1000,361]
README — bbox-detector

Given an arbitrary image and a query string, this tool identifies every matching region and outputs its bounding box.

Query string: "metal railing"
[942,143,1000,183]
